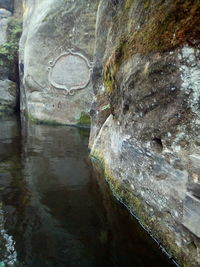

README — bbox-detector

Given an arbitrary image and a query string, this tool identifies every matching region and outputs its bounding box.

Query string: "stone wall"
[20,0,98,125]
[90,1,200,266]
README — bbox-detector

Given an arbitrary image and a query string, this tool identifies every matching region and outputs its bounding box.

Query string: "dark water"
[0,114,176,267]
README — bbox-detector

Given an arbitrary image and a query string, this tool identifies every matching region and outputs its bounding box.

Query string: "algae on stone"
[78,112,91,127]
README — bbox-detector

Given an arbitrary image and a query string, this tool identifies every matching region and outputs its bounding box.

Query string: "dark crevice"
[152,138,163,152]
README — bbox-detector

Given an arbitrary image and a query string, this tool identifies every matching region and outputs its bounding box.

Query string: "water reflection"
[0,115,175,266]
[0,114,21,266]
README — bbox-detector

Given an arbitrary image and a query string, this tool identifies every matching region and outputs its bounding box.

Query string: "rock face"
[0,0,22,112]
[0,0,13,12]
[20,0,98,125]
[90,0,200,266]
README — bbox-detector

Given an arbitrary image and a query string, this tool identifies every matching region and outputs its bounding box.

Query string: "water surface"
[0,114,176,267]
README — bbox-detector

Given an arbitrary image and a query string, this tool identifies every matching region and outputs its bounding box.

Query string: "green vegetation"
[77,112,91,126]
[124,0,132,10]
[103,0,200,93]
[28,114,63,126]
[28,112,91,128]
[0,17,22,66]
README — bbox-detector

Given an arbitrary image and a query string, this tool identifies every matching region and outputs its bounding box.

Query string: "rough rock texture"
[90,0,200,266]
[0,79,18,111]
[0,0,22,112]
[20,0,98,125]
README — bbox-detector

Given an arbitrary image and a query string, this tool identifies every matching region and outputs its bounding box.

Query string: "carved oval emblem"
[48,49,92,95]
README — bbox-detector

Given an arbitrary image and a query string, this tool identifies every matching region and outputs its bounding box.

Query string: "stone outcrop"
[0,0,13,12]
[90,0,200,266]
[20,0,98,126]
[0,0,22,112]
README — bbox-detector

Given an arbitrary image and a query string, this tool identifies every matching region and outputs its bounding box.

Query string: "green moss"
[103,37,127,92]
[77,112,91,126]
[28,112,91,128]
[104,75,114,93]
[124,0,132,10]
[130,0,199,55]
[144,0,151,9]
[195,141,200,146]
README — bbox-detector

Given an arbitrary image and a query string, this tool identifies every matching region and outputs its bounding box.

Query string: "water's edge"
[0,114,176,266]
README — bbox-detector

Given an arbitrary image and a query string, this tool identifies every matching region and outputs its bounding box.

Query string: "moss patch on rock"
[28,114,63,126]
[90,150,200,267]
[103,0,200,93]
[77,112,91,126]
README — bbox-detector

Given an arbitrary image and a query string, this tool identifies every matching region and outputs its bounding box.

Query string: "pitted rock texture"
[90,0,200,266]
[20,0,98,125]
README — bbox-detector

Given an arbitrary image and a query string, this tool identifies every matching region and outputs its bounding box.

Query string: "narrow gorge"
[0,0,200,266]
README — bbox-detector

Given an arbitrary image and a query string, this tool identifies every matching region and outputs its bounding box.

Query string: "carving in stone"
[48,48,93,96]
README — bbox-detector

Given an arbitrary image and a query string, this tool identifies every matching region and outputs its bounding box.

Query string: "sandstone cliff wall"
[20,0,98,125]
[90,1,200,266]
